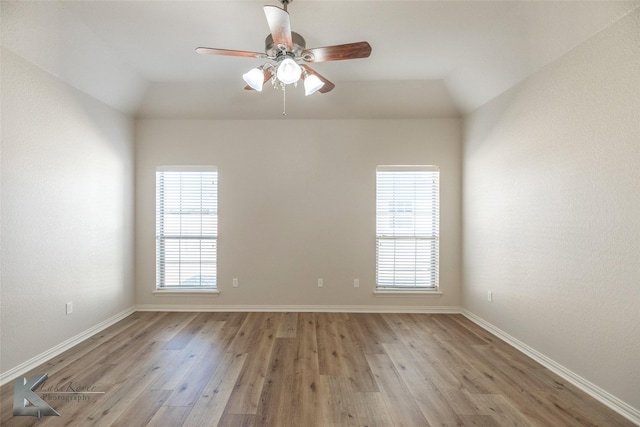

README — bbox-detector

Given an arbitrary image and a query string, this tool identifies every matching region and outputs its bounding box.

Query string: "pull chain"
[282,84,287,116]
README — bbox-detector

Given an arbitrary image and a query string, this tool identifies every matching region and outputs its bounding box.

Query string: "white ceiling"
[2,1,638,119]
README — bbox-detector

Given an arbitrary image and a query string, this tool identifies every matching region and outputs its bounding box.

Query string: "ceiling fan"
[196,0,372,96]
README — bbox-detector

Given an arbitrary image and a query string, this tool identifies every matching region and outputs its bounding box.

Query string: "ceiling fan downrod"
[280,0,291,12]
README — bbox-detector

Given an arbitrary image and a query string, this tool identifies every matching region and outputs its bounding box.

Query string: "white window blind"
[156,167,218,289]
[376,166,439,289]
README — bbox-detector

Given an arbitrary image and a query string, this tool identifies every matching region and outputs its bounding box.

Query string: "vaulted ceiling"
[2,1,638,119]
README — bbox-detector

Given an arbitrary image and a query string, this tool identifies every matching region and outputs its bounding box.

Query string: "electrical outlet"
[317,278,323,288]
[487,291,493,302]
[354,278,360,288]
[66,302,73,315]
[233,278,239,288]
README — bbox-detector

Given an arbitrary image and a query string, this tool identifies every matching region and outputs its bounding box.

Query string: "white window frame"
[376,165,440,292]
[155,166,218,292]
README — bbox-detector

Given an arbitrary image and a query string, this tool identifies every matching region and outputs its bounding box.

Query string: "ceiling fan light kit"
[276,57,302,85]
[242,67,266,91]
[196,0,371,107]
[304,74,324,96]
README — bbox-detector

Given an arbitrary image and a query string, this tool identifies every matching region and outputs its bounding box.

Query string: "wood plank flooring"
[0,312,634,426]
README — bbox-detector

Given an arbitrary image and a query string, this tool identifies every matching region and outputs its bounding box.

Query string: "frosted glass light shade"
[243,68,264,91]
[304,74,324,96]
[276,58,301,85]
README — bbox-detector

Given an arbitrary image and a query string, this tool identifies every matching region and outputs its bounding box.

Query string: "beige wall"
[463,10,640,410]
[0,49,135,374]
[135,119,462,309]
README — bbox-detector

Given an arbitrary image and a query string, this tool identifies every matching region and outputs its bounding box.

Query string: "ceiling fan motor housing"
[265,32,306,58]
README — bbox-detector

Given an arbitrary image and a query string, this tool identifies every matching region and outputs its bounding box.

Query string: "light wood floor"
[0,312,633,426]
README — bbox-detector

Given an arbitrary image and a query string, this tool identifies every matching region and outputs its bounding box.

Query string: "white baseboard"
[461,309,640,426]
[135,304,462,314]
[0,306,136,387]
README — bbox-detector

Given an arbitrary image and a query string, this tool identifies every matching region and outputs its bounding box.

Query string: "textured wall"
[135,119,462,308]
[463,10,639,410]
[0,49,135,374]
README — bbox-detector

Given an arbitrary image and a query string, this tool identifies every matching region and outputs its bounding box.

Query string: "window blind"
[376,166,439,289]
[156,167,218,289]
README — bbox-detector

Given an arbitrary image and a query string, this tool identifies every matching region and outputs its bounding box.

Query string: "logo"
[13,374,60,418]
[13,373,105,418]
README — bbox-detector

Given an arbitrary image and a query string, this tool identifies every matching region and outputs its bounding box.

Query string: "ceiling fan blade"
[301,65,335,93]
[196,47,264,59]
[244,67,275,91]
[264,5,293,52]
[302,42,372,63]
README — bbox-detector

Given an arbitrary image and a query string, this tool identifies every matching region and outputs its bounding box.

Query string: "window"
[156,166,218,289]
[376,166,439,290]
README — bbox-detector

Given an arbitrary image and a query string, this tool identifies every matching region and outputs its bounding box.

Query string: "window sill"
[373,289,442,297]
[153,289,220,296]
